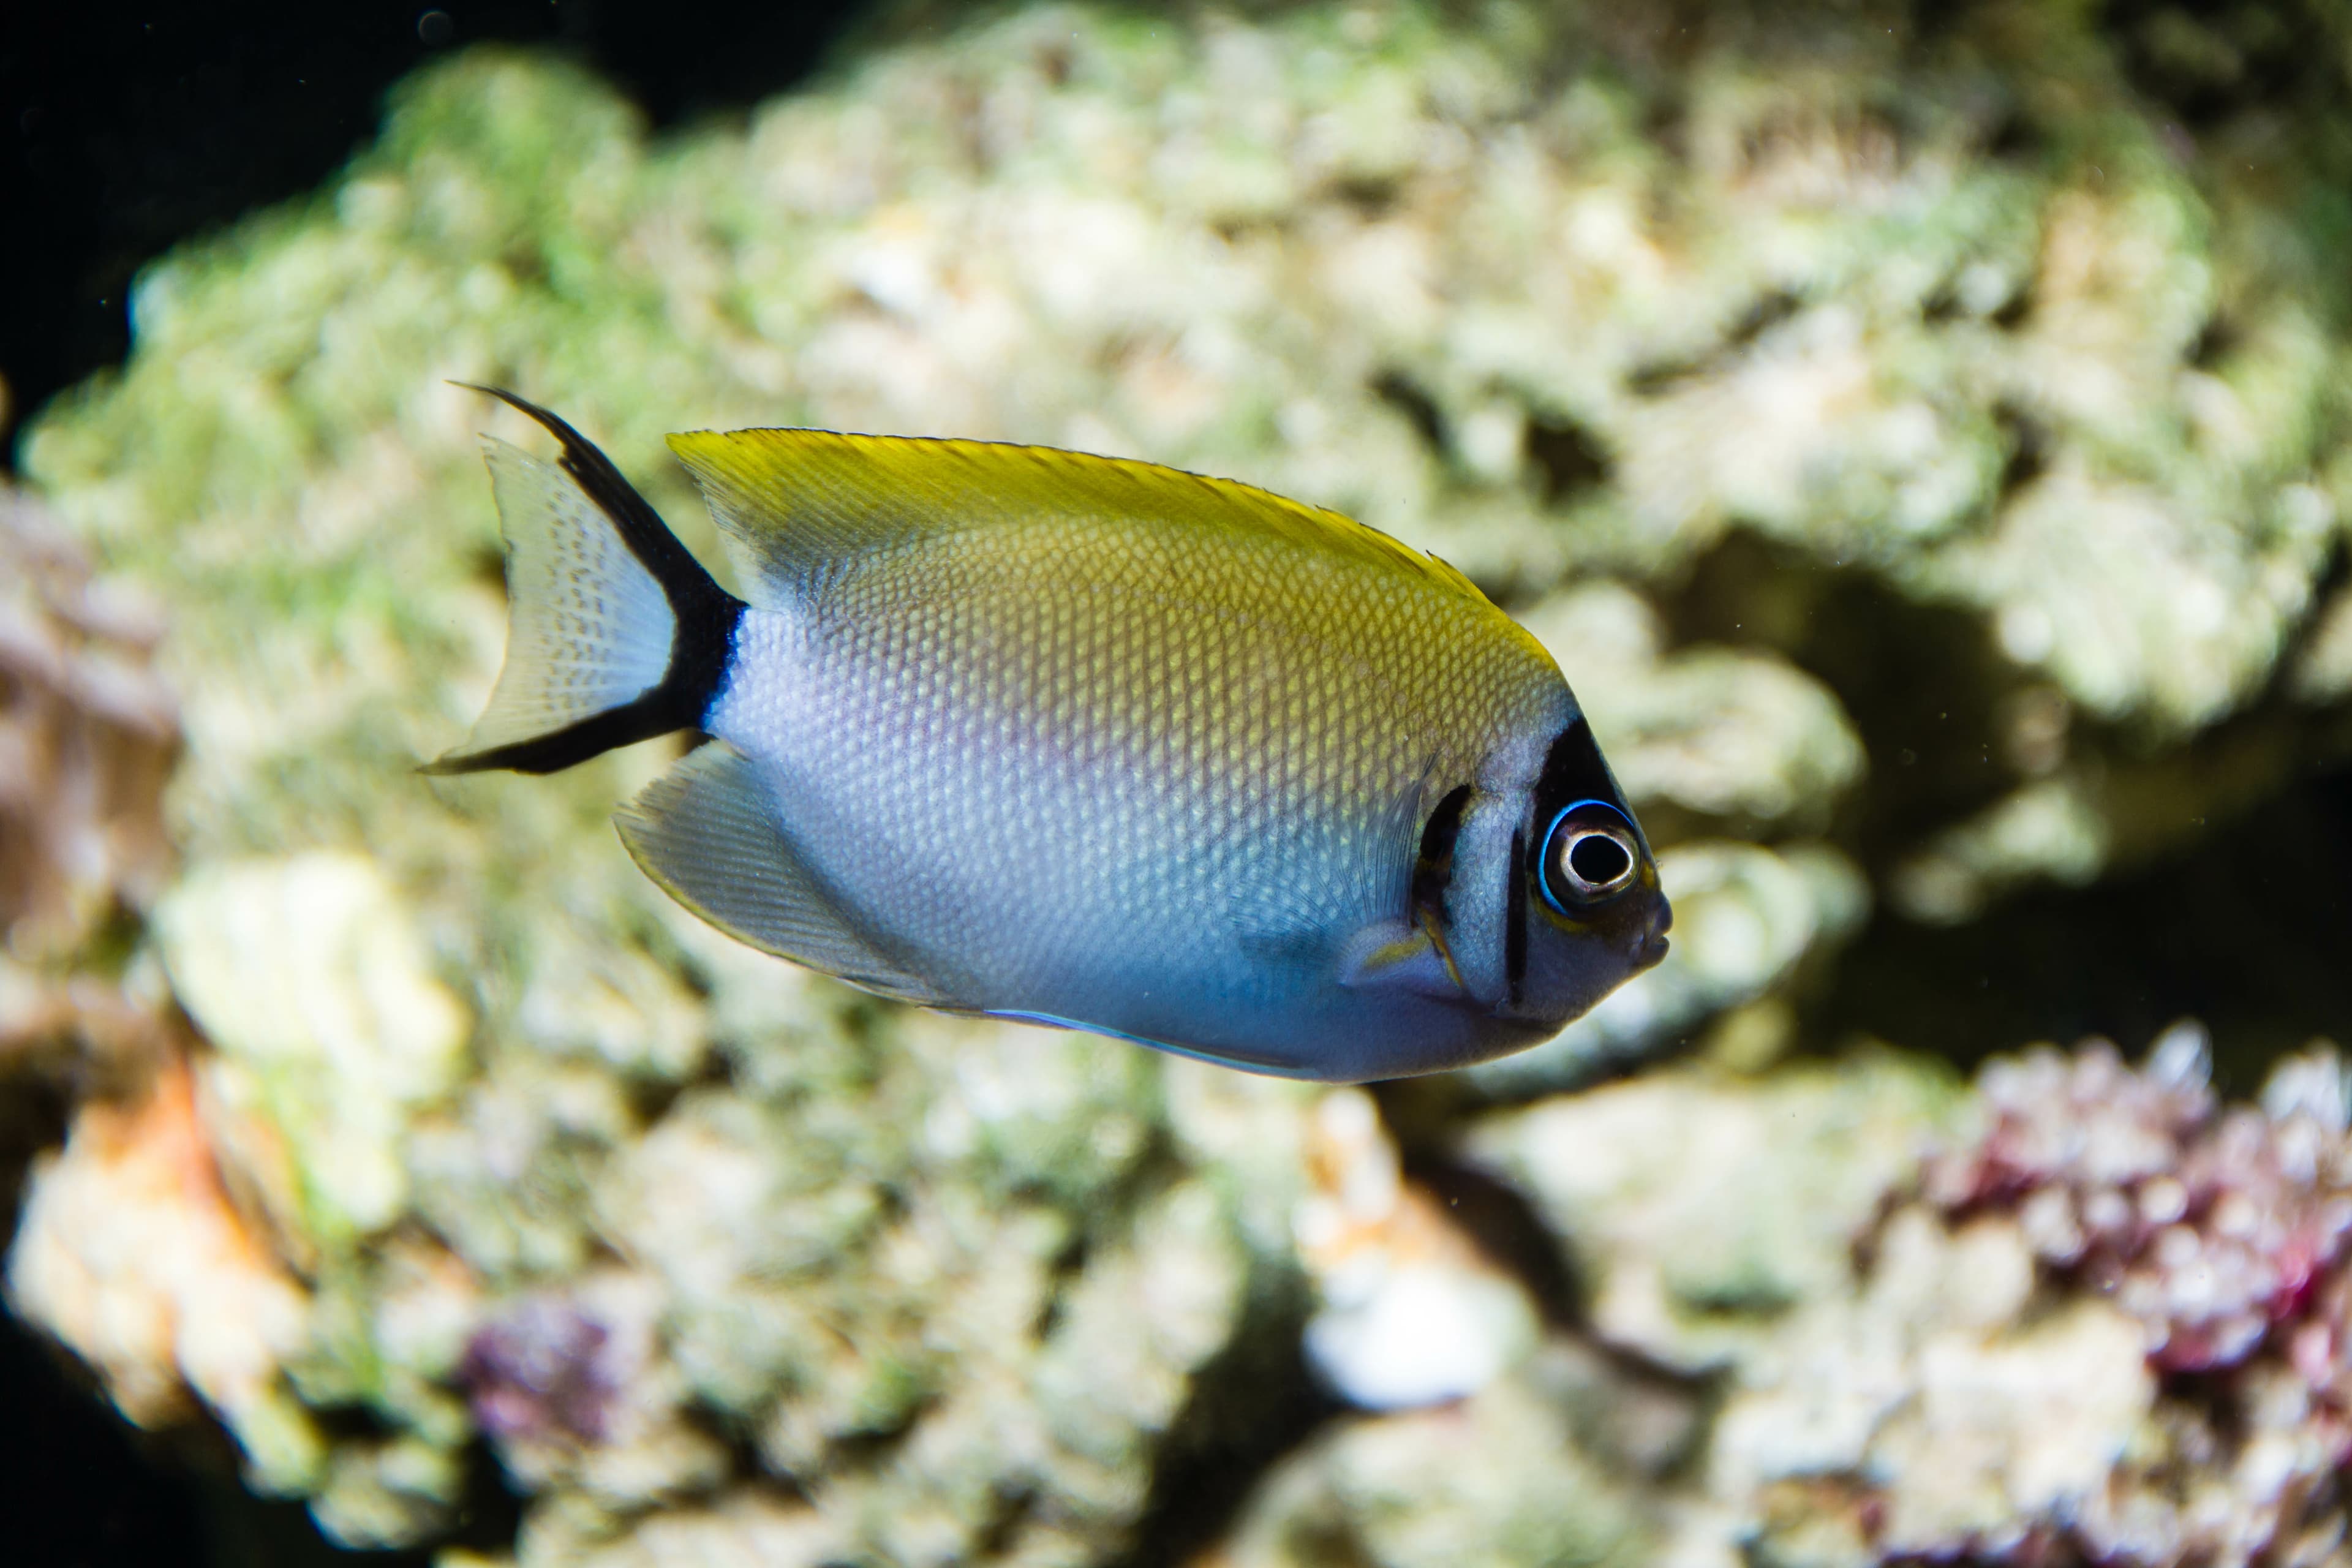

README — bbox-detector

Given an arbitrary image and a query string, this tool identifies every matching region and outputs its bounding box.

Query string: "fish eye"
[1539,802,1642,911]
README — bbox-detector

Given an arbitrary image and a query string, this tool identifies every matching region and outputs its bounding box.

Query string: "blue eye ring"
[1538,800,1642,914]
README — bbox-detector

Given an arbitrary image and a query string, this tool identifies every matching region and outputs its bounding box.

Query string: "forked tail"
[424,388,744,776]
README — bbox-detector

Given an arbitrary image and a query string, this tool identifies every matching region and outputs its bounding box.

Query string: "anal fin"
[616,742,935,1004]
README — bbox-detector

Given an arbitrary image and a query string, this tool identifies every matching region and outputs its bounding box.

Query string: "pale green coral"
[1468,1054,1966,1371]
[1888,776,2111,924]
[1219,1350,1660,1568]
[1708,1211,2153,1567]
[154,853,470,1252]
[1524,582,1868,835]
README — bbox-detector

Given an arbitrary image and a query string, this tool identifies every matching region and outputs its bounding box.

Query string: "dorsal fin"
[664,427,1490,606]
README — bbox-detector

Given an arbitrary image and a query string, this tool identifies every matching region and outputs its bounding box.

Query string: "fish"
[428,389,1670,1082]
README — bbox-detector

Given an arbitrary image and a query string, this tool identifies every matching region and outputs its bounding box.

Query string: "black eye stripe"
[1529,713,1649,918]
[1506,825,1528,1001]
[1534,717,1618,821]
[1411,783,1475,920]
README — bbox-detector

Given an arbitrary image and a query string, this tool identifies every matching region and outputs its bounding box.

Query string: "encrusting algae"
[6,0,2352,1562]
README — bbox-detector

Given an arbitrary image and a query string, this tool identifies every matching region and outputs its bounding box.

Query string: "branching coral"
[1916,1033,2352,1565]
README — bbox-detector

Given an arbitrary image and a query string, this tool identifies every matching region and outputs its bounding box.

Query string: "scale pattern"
[707,502,1566,1062]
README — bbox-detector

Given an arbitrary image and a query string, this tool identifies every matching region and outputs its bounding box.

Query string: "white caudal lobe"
[453,435,677,756]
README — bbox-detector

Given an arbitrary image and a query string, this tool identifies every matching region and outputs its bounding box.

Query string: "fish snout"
[1633,898,1672,970]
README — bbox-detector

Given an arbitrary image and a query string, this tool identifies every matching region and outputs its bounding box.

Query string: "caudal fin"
[425,389,744,776]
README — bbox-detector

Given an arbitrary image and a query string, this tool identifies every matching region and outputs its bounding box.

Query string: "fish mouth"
[1632,899,1673,971]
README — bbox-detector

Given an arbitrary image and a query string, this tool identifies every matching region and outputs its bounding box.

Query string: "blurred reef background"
[7,0,2352,1564]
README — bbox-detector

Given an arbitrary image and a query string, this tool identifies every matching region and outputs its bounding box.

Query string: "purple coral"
[1926,1029,2352,1385]
[1920,1028,2352,1564]
[459,1297,620,1446]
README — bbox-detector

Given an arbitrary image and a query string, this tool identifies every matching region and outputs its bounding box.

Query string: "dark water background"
[1,6,863,1561]
[1,0,867,470]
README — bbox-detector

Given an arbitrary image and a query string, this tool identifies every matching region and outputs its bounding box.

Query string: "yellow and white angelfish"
[430,390,1669,1082]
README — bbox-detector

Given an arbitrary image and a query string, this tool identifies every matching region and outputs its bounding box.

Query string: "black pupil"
[1567,831,1632,888]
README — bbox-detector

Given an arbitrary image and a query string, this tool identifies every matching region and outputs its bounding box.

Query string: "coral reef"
[0,489,176,961]
[1914,1031,2352,1566]
[27,0,2352,908]
[1294,1088,1539,1409]
[0,481,179,1234]
[8,1055,321,1493]
[1215,1344,1670,1568]
[6,0,2352,1563]
[1295,1038,2352,1568]
[1469,1051,1963,1373]
[1708,1032,2352,1568]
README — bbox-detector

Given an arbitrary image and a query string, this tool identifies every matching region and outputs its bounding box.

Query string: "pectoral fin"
[1337,919,1468,1002]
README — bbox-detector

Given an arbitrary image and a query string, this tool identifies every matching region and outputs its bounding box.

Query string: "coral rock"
[1469,1054,1958,1371]
[6,1056,322,1493]
[1295,1088,1539,1409]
